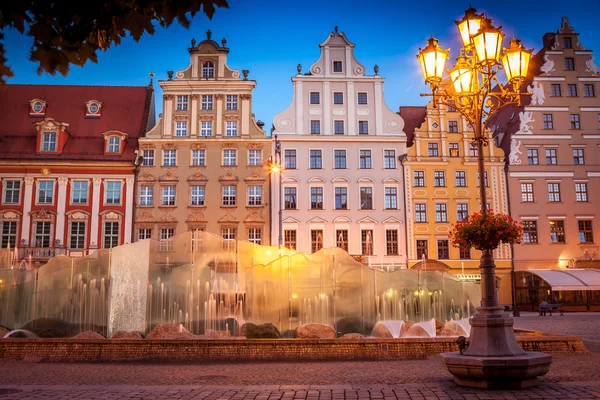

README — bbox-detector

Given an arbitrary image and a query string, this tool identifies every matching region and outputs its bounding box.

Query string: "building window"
[202,62,214,78]
[523,221,538,244]
[437,240,449,259]
[575,183,588,202]
[435,203,448,222]
[455,204,468,222]
[3,180,21,204]
[222,186,236,206]
[573,148,585,165]
[311,187,323,210]
[564,58,575,71]
[334,150,347,169]
[334,120,345,135]
[142,150,154,166]
[584,84,595,97]
[551,84,561,97]
[311,120,321,135]
[385,187,397,210]
[549,220,566,243]
[139,186,153,206]
[69,221,85,249]
[248,228,262,245]
[201,95,213,110]
[284,187,297,209]
[1,221,17,248]
[386,230,399,255]
[138,228,152,240]
[547,183,561,202]
[335,187,347,210]
[284,230,297,250]
[311,230,323,253]
[333,92,344,105]
[415,204,427,222]
[221,228,236,250]
[42,132,57,152]
[570,114,581,129]
[545,149,557,164]
[192,149,206,166]
[448,121,458,133]
[225,121,238,136]
[359,150,371,169]
[333,61,343,72]
[191,186,205,206]
[416,240,428,258]
[336,230,349,251]
[248,186,262,206]
[107,137,120,152]
[175,121,188,137]
[476,170,489,187]
[468,143,478,157]
[223,149,237,166]
[310,92,320,105]
[521,183,534,202]
[455,171,466,187]
[384,150,396,168]
[161,185,176,206]
[104,181,121,205]
[34,221,51,247]
[163,150,176,166]
[564,37,572,48]
[159,228,174,251]
[358,121,368,135]
[413,171,425,187]
[248,149,262,166]
[103,221,119,249]
[284,149,296,169]
[357,92,367,105]
[578,220,594,244]
[360,187,373,210]
[200,121,212,136]
[567,84,578,97]
[37,181,54,204]
[527,149,539,165]
[176,95,188,111]
[433,171,446,187]
[428,143,439,157]
[361,230,374,256]
[310,150,322,169]
[449,143,459,157]
[226,95,238,111]
[71,181,88,205]
[459,247,471,260]
[542,114,553,129]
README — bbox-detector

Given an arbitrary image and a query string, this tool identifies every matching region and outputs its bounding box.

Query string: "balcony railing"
[18,247,67,260]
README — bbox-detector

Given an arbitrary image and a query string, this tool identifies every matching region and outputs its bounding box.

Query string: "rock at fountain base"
[146,324,196,340]
[296,324,336,339]
[240,323,281,339]
[441,351,552,389]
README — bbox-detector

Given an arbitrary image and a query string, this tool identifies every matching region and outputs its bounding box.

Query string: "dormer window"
[42,132,57,152]
[102,131,128,155]
[202,62,215,78]
[29,98,47,116]
[107,137,121,153]
[333,61,343,72]
[85,100,103,117]
[564,37,572,48]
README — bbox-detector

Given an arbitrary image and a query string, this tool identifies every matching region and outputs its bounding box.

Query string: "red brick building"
[0,84,155,262]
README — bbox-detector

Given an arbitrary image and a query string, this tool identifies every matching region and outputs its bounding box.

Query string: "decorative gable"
[29,98,47,116]
[33,117,70,154]
[282,216,301,224]
[307,216,327,224]
[102,130,128,155]
[357,216,378,224]
[381,217,402,224]
[85,100,103,118]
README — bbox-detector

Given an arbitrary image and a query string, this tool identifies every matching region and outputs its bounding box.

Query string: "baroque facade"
[402,100,512,304]
[271,28,409,268]
[0,84,154,261]
[136,31,271,246]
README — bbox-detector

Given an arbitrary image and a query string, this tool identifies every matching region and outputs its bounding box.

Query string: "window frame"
[161,185,176,206]
[191,149,206,166]
[226,95,238,111]
[176,95,189,111]
[3,180,21,204]
[190,185,205,206]
[142,149,154,166]
[71,180,89,205]
[139,185,153,206]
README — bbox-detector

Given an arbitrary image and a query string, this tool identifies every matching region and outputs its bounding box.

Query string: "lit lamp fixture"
[416,7,547,390]
[269,135,283,249]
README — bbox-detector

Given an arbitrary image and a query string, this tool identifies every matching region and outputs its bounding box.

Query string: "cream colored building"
[135,31,270,245]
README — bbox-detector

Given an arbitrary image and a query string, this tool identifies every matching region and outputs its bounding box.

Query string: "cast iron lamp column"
[416,7,551,389]
[269,134,283,249]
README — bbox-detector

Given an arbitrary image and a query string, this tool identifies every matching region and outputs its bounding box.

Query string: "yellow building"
[401,100,513,305]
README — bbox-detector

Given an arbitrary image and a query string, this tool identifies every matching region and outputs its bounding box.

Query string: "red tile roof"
[0,84,154,161]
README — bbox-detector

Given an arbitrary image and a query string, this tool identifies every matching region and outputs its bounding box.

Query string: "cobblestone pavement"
[1,313,600,399]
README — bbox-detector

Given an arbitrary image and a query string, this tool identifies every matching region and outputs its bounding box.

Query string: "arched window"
[202,62,214,78]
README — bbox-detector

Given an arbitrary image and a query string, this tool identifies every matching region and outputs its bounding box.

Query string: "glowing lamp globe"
[455,7,483,47]
[472,18,504,65]
[417,37,450,85]
[449,56,474,94]
[501,38,533,83]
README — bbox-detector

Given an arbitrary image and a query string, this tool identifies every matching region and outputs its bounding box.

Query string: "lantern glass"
[450,64,473,93]
[417,37,449,84]
[456,7,482,47]
[501,38,532,82]
[472,20,504,65]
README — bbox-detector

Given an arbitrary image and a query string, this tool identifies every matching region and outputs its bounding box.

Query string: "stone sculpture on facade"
[586,55,600,75]
[527,81,545,105]
[509,138,523,165]
[517,111,534,134]
[540,54,555,75]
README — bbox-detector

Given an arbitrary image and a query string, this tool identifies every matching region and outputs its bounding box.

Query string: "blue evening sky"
[4,0,599,130]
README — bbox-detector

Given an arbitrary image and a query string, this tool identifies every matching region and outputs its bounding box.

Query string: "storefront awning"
[530,269,600,291]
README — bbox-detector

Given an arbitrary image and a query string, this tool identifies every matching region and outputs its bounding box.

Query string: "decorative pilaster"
[55,177,68,247]
[20,177,34,245]
[163,95,174,137]
[374,81,383,134]
[294,81,303,134]
[215,94,224,136]
[323,82,330,135]
[124,177,135,244]
[90,177,102,249]
[241,94,251,136]
[190,95,199,137]
[347,81,355,135]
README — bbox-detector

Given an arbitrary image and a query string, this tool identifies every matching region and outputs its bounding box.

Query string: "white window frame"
[191,149,206,166]
[176,95,189,111]
[191,185,205,206]
[201,95,213,110]
[3,180,21,205]
[222,185,237,206]
[42,132,57,152]
[103,221,120,249]
[202,62,215,78]
[247,185,263,206]
[163,149,177,166]
[200,121,212,136]
[248,228,262,245]
[223,149,237,166]
[138,228,152,240]
[225,121,238,136]
[175,121,188,137]
[248,149,262,166]
[68,221,86,250]
[36,180,55,205]
[226,95,238,111]
[104,181,122,205]
[161,185,176,206]
[1,220,18,249]
[142,149,154,166]
[139,186,153,206]
[71,181,89,205]
[384,187,397,210]
[383,150,396,169]
[107,136,120,153]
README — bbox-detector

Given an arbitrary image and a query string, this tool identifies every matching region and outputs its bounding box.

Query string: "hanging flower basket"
[450,211,523,251]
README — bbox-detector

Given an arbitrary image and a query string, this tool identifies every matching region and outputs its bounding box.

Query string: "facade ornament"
[516,111,535,134]
[163,94,174,100]
[374,65,379,75]
[219,173,239,182]
[244,211,264,224]
[240,94,251,100]
[191,38,196,47]
[187,172,208,182]
[136,210,155,222]
[105,211,120,220]
[221,38,227,48]
[218,213,239,223]
[158,214,177,223]
[30,209,55,221]
[334,26,339,33]
[70,211,88,220]
[2,211,18,219]
[186,212,207,222]
[242,69,249,80]
[191,94,200,100]
[222,143,238,149]
[167,71,173,80]
[558,16,573,33]
[24,177,35,185]
[191,143,207,150]
[509,138,523,165]
[93,177,102,186]
[551,34,559,50]
[527,81,545,105]
[215,94,224,100]
[540,54,555,75]
[125,177,135,186]
[585,55,600,75]
[141,144,156,149]
[138,173,156,182]
[247,143,263,150]
[223,115,239,121]
[199,115,214,121]
[158,172,179,181]
[244,172,266,182]
[297,64,302,74]
[206,30,212,40]
[162,143,177,150]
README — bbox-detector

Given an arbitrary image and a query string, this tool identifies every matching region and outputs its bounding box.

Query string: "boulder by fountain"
[371,320,406,338]
[240,322,281,339]
[296,323,336,339]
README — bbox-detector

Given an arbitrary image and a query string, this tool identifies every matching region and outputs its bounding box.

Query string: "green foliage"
[450,210,523,251]
[0,0,229,84]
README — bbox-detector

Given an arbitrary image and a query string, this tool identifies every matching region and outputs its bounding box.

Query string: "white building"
[271,27,409,268]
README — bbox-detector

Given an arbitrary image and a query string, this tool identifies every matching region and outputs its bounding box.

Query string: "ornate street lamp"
[268,135,283,249]
[416,7,551,389]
